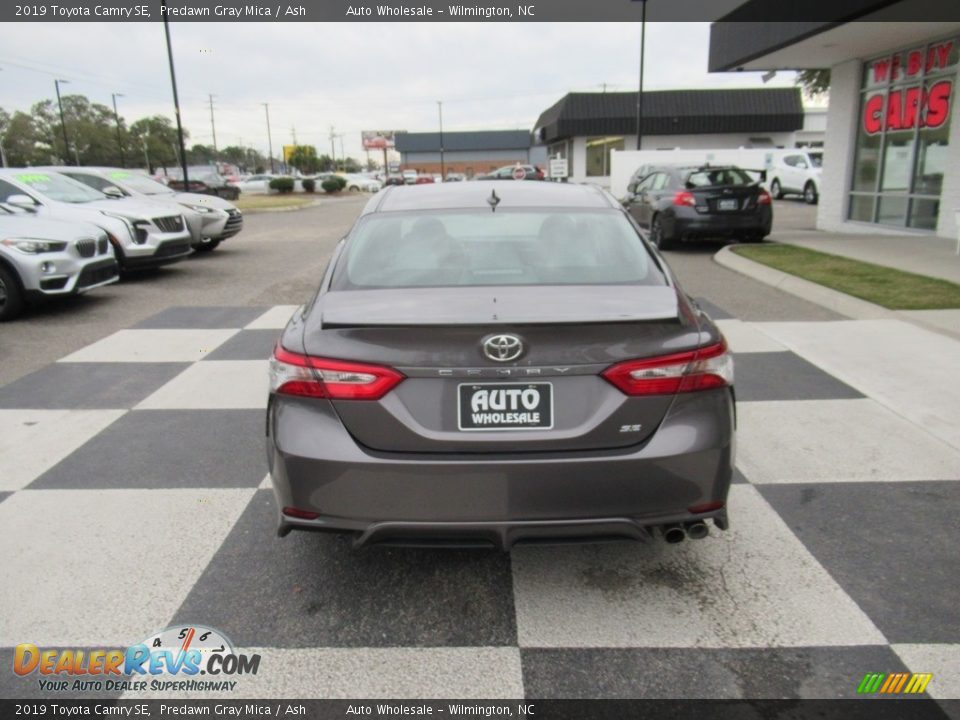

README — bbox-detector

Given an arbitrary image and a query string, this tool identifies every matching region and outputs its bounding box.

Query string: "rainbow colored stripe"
[857,672,933,694]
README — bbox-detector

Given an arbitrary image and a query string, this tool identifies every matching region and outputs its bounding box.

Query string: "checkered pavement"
[1,303,958,701]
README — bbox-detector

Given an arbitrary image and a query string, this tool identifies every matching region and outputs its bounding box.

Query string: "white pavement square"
[244,306,301,330]
[124,647,525,699]
[756,319,960,452]
[59,329,239,363]
[0,488,254,646]
[0,409,125,491]
[891,644,960,699]
[510,485,887,649]
[737,399,960,484]
[715,319,787,354]
[136,361,270,409]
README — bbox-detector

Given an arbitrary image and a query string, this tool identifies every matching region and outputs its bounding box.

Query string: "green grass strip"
[731,243,960,310]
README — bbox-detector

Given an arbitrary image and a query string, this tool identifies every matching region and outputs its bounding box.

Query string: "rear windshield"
[685,168,754,188]
[332,209,666,290]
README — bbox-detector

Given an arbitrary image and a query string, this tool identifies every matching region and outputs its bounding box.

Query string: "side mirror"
[6,194,38,212]
[102,186,125,199]
[627,182,637,194]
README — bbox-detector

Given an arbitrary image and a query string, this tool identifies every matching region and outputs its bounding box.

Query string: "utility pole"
[54,78,72,165]
[161,0,189,188]
[437,100,445,180]
[262,102,274,173]
[338,135,345,170]
[635,0,647,152]
[141,135,150,173]
[111,93,125,167]
[208,93,218,160]
[329,126,336,170]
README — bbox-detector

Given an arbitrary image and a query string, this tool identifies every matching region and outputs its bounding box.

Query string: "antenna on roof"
[487,189,500,212]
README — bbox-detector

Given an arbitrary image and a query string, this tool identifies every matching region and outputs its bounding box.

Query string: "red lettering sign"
[868,40,956,86]
[862,80,953,134]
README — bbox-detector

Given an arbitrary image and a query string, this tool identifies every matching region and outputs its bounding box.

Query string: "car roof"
[367,180,615,214]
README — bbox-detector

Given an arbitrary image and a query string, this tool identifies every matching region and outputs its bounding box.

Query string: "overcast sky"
[0,22,799,160]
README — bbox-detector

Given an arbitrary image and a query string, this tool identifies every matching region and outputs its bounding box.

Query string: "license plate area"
[718,198,739,211]
[458,382,553,431]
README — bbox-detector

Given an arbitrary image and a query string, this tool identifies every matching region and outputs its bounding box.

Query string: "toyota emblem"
[482,334,524,362]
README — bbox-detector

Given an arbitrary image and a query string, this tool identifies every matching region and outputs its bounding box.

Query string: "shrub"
[269,177,295,193]
[333,175,347,191]
[301,178,316,193]
[321,178,341,194]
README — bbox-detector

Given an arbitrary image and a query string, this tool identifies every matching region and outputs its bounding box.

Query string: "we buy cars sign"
[862,39,956,135]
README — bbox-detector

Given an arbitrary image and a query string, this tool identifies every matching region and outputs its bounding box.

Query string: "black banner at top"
[2,0,960,22]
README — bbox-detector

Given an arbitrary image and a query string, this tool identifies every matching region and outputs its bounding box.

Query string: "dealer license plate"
[458,383,553,431]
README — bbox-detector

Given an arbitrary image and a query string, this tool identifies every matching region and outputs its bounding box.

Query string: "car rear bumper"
[266,388,735,549]
[667,207,772,239]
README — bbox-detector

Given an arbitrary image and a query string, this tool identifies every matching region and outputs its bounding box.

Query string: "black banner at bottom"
[2,699,959,720]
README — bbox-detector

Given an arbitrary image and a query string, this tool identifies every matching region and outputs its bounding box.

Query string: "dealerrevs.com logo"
[14,625,261,693]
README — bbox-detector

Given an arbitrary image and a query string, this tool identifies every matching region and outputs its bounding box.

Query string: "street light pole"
[262,103,275,173]
[437,100,445,180]
[208,93,218,161]
[635,0,647,151]
[111,92,125,167]
[54,79,72,165]
[161,0,189,188]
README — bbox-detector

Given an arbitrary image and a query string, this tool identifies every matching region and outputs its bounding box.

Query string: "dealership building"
[532,87,822,187]
[710,15,960,239]
[395,130,548,178]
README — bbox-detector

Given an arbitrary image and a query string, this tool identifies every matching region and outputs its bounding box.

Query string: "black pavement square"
[133,306,268,329]
[0,492,10,505]
[732,468,747,484]
[173,490,518,648]
[28,409,266,490]
[203,329,280,361]
[695,297,735,320]
[0,362,189,410]
[733,352,864,402]
[520,646,911,699]
[760,481,960,644]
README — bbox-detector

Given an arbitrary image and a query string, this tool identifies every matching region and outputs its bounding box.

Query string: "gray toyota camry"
[266,181,734,549]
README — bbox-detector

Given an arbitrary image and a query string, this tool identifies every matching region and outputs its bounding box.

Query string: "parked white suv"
[47,167,243,252]
[0,205,119,321]
[768,150,822,205]
[0,169,193,271]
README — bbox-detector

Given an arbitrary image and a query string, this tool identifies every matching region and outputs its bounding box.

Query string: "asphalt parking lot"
[1,195,958,702]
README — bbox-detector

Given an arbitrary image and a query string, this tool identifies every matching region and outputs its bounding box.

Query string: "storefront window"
[586,136,624,177]
[849,36,957,229]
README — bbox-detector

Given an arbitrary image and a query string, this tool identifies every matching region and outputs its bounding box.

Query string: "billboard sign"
[362,130,397,150]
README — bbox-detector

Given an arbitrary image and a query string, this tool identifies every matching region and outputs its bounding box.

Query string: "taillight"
[758,190,772,205]
[269,345,404,400]
[283,506,320,520]
[601,340,733,396]
[688,500,725,514]
[672,191,696,207]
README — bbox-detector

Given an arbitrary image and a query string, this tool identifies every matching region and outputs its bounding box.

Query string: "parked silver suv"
[0,169,193,272]
[47,167,243,252]
[0,205,119,321]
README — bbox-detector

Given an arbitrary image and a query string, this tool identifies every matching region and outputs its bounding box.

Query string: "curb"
[713,245,960,341]
[237,198,328,214]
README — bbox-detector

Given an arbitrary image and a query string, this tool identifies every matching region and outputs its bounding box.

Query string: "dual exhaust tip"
[661,521,709,544]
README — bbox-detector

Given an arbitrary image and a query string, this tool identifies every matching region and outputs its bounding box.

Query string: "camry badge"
[482,334,524,362]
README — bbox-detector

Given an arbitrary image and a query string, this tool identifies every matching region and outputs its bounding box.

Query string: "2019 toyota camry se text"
[266,181,735,550]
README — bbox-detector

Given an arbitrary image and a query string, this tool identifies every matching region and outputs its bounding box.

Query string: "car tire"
[349,185,360,192]
[0,263,25,322]
[804,181,818,205]
[770,179,783,199]
[650,215,674,251]
[743,232,765,243]
[194,240,221,252]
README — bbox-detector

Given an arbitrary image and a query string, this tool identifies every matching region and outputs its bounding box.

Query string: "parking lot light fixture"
[263,103,275,174]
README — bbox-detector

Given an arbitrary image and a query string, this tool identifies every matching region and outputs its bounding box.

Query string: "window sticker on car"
[16,174,50,184]
[108,171,131,179]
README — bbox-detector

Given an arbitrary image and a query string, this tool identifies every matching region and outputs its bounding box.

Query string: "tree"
[796,69,830,99]
[30,96,121,166]
[1,110,46,166]
[129,115,187,173]
[341,157,362,173]
[218,145,266,172]
[187,143,216,165]
[287,145,320,174]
